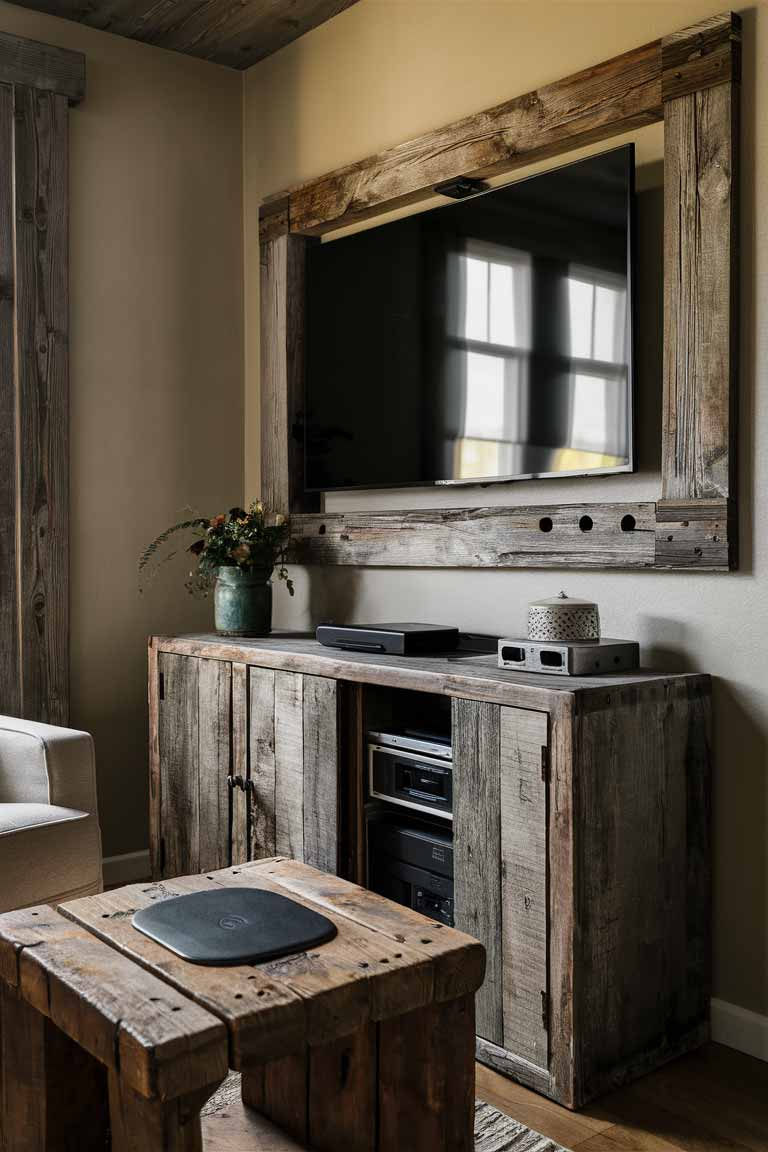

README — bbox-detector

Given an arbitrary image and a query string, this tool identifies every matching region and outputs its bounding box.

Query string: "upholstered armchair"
[0,717,103,913]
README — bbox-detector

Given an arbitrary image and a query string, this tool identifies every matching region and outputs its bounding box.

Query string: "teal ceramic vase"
[214,566,273,636]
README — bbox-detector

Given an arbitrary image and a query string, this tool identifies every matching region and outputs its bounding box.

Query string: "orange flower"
[210,514,226,529]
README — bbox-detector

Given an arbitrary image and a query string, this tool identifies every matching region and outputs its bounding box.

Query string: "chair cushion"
[0,803,102,913]
[0,717,97,811]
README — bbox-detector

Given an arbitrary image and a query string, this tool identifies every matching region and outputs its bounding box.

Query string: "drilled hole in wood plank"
[621,514,636,531]
[539,517,553,533]
[579,515,594,531]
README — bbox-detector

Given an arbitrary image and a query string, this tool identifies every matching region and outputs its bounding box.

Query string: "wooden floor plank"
[475,1064,613,1150]
[476,1045,768,1152]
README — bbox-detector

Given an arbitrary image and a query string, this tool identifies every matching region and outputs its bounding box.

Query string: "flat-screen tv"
[305,144,635,492]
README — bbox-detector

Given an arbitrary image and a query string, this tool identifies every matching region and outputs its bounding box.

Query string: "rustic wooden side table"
[0,858,485,1150]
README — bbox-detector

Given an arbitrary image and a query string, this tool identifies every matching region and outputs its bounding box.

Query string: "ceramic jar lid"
[528,591,601,642]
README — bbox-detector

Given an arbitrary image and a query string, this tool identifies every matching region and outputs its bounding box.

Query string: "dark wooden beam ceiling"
[5,0,362,69]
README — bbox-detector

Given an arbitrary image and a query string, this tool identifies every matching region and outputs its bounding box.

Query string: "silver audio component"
[498,637,639,676]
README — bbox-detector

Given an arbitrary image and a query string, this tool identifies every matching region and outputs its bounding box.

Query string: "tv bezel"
[304,143,637,494]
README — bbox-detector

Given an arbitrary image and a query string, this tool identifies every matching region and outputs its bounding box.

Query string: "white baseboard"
[711,997,768,1062]
[102,849,151,887]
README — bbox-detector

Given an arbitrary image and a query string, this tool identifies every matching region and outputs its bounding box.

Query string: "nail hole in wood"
[579,515,593,532]
[539,517,553,533]
[318,524,326,535]
[621,514,636,532]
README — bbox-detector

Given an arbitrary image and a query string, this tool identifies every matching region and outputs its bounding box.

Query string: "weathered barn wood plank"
[0,30,85,102]
[14,86,70,725]
[198,659,232,873]
[158,653,200,878]
[302,676,338,874]
[8,0,360,70]
[0,85,18,718]
[572,678,711,1104]
[260,232,318,514]
[662,71,738,505]
[231,662,250,865]
[500,707,549,1070]
[655,499,733,569]
[453,698,502,1044]
[290,503,656,569]
[249,665,277,860]
[287,39,662,234]
[274,671,306,861]
[661,11,741,101]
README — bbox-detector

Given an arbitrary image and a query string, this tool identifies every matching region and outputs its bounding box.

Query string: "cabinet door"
[246,667,340,873]
[453,699,549,1068]
[157,653,231,878]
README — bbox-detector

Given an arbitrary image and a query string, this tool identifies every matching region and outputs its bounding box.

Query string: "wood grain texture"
[0,982,109,1152]
[475,1036,552,1098]
[61,863,480,1063]
[154,633,707,713]
[14,86,69,725]
[108,1076,220,1152]
[453,698,502,1044]
[662,77,738,503]
[302,675,338,874]
[545,694,577,1109]
[231,662,250,865]
[8,0,360,70]
[287,38,662,234]
[661,11,741,102]
[291,503,656,569]
[249,665,277,859]
[500,707,549,1070]
[247,856,486,1004]
[60,878,308,1069]
[158,653,200,878]
[0,30,85,102]
[260,232,318,514]
[571,678,711,1105]
[307,1025,376,1152]
[0,904,228,1100]
[0,85,19,719]
[242,1051,308,1143]
[655,499,733,570]
[378,995,476,1152]
[274,671,305,860]
[198,658,232,874]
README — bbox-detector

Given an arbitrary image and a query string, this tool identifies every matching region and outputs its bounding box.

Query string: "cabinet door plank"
[500,707,549,1068]
[453,698,502,1044]
[198,659,232,874]
[231,663,250,865]
[303,676,339,874]
[274,671,305,860]
[249,666,277,860]
[158,653,200,877]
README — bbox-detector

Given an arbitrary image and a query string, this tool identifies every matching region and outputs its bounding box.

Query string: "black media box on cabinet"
[316,622,459,655]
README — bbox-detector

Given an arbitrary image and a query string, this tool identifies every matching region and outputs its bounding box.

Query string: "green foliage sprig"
[139,502,294,597]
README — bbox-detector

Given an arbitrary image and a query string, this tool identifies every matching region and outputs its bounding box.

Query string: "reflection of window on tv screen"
[305,144,635,492]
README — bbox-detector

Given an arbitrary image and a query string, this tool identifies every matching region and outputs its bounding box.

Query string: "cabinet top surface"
[152,633,708,710]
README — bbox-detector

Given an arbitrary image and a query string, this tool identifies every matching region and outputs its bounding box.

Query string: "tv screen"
[305,145,635,492]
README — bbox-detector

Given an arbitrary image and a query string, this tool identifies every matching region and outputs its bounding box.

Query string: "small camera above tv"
[304,144,635,493]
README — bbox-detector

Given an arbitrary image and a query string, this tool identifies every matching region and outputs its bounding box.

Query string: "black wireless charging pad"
[132,887,337,966]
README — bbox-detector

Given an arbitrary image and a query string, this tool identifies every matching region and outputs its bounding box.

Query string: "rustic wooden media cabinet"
[149,633,711,1110]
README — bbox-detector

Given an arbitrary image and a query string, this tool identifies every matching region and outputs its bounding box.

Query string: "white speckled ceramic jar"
[528,591,600,641]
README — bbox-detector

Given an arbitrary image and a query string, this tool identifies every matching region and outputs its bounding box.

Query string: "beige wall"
[0,3,244,859]
[245,0,768,1017]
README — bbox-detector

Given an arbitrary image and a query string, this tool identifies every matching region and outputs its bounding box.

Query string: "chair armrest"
[0,717,99,815]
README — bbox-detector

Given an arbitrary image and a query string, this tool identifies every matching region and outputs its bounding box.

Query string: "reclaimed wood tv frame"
[259,11,740,572]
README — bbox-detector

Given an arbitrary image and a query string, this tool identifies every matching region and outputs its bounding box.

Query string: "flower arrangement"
[139,502,294,596]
